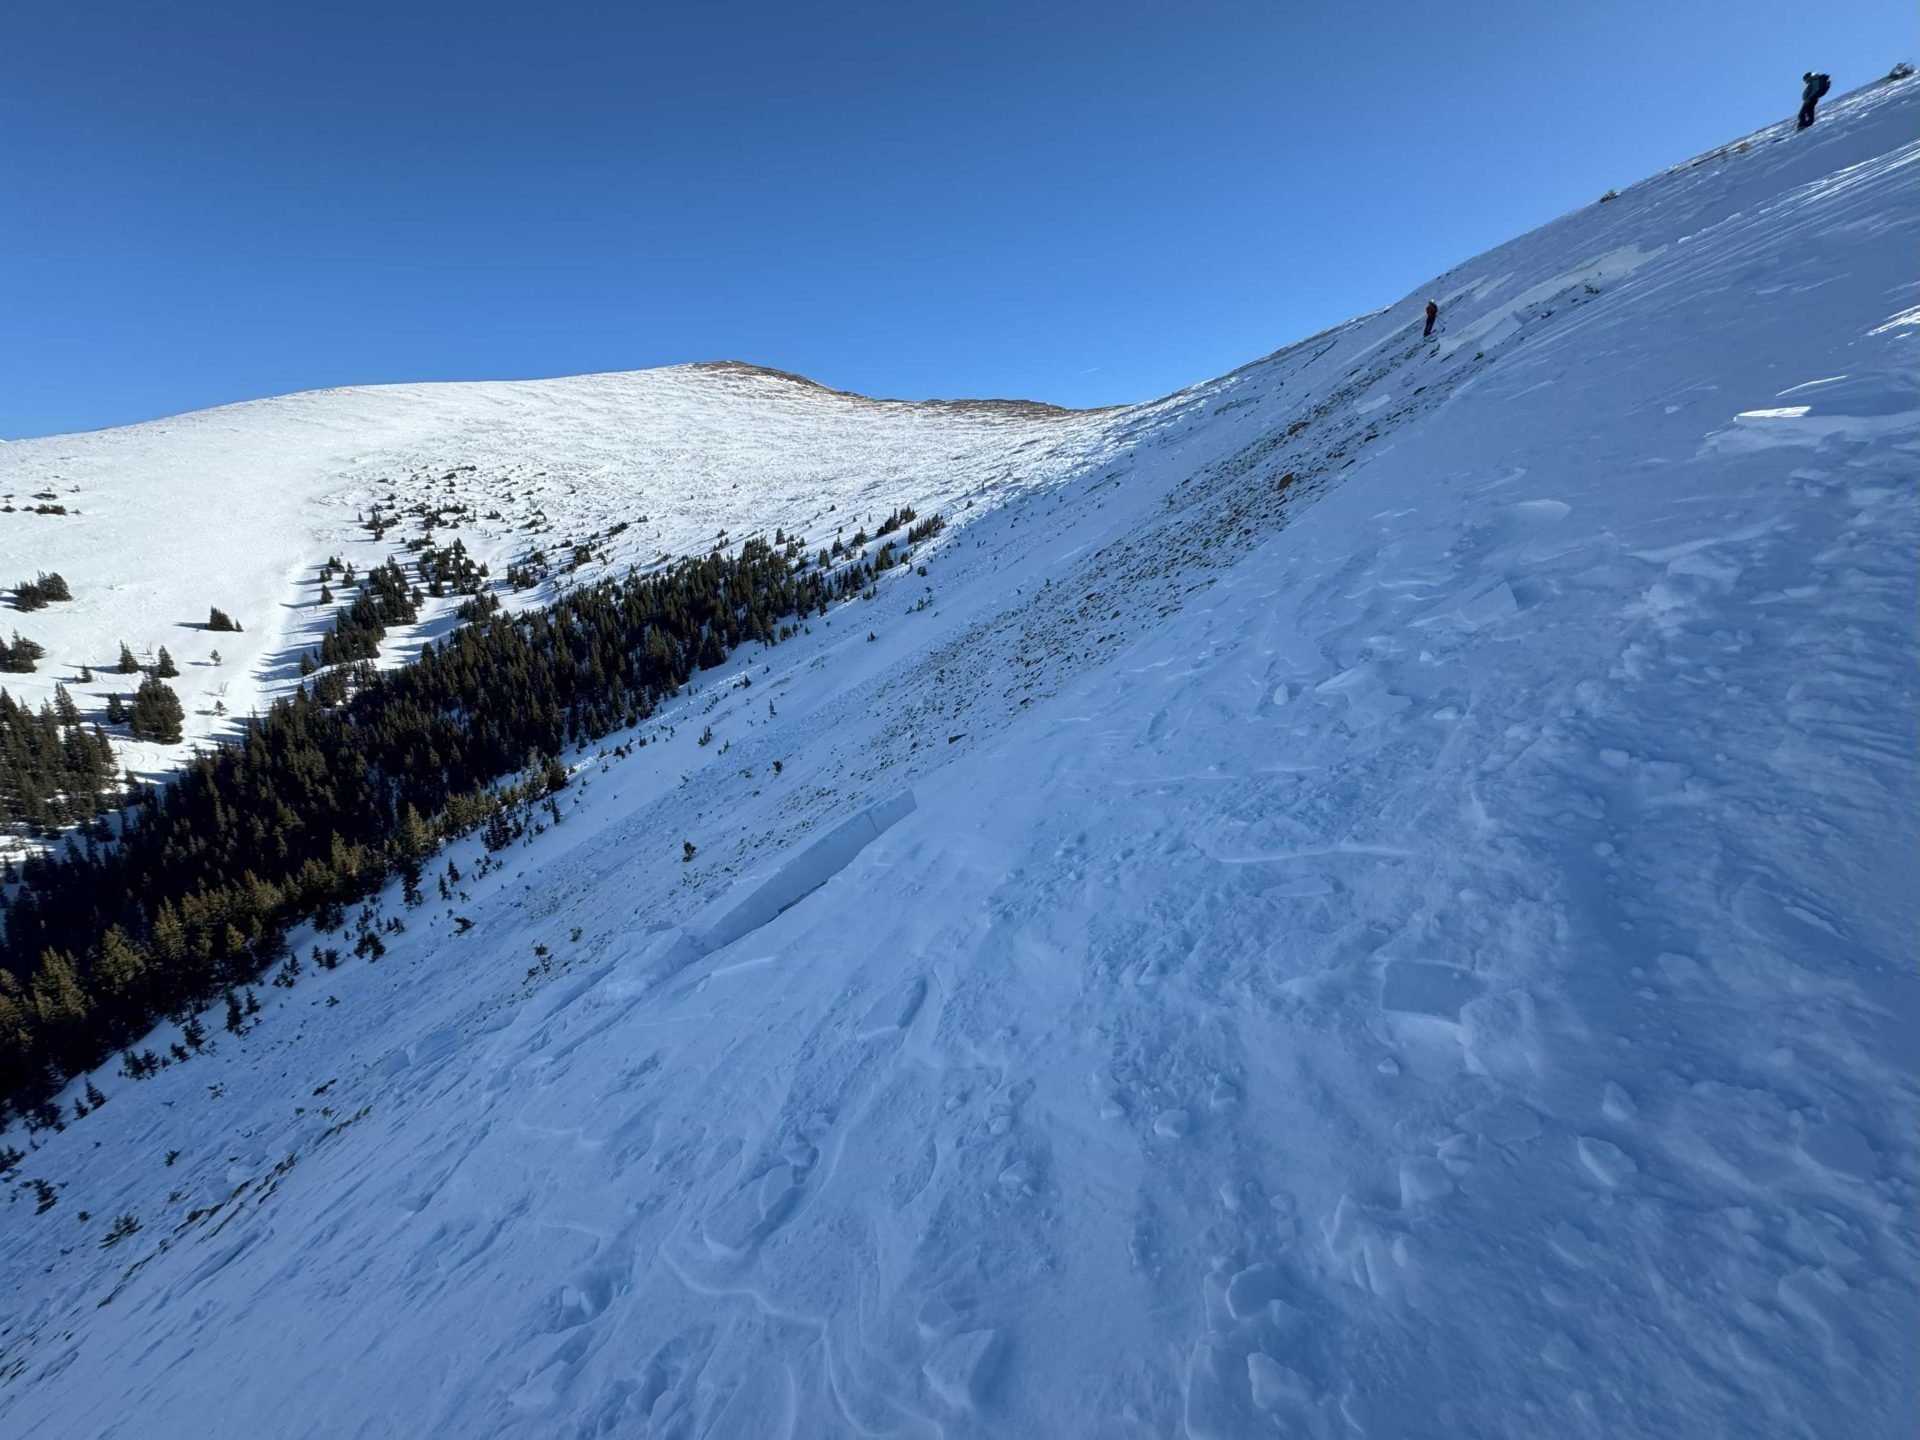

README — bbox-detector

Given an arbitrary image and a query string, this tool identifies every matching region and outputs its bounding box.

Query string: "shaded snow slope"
[3,77,1917,1439]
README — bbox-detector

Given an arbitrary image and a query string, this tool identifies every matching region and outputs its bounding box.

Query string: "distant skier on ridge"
[1423,299,1439,339]
[1798,71,1831,129]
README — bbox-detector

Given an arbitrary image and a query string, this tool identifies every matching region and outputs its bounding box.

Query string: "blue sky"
[4,1,1909,437]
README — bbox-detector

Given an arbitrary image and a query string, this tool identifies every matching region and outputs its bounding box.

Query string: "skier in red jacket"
[1423,299,1439,339]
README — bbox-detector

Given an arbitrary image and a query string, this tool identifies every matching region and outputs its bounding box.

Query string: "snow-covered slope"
[3,76,1917,1439]
[0,361,1117,778]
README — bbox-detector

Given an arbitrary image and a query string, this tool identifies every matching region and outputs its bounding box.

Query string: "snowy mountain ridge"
[1,76,1917,1438]
[0,357,1124,782]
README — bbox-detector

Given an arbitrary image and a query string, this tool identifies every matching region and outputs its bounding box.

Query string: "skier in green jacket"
[1798,72,1832,130]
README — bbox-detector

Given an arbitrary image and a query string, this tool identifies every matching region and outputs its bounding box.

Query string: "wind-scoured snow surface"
[3,80,1917,1439]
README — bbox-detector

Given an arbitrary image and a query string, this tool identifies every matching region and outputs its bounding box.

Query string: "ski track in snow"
[2,77,1917,1440]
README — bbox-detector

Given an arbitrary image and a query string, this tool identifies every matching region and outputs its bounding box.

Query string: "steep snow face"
[0,360,1122,779]
[3,78,1917,1440]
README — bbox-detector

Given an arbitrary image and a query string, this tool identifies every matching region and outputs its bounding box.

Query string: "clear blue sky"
[4,1,1909,437]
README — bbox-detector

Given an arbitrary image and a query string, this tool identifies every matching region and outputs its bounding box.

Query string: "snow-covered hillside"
[0,361,1117,779]
[3,75,1916,1439]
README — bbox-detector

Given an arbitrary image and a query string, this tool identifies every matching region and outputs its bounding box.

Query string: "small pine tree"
[117,642,139,674]
[106,693,126,724]
[393,803,432,905]
[154,646,179,678]
[0,632,45,673]
[127,677,185,743]
[207,606,240,632]
[97,926,146,997]
[482,807,516,853]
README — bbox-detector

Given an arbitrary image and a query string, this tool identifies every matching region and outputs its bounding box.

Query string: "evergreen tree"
[482,807,516,853]
[31,949,89,1027]
[0,690,117,831]
[0,522,926,1119]
[153,647,179,679]
[0,634,45,674]
[127,677,185,744]
[12,573,70,611]
[95,926,147,1001]
[117,643,139,675]
[393,803,432,905]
